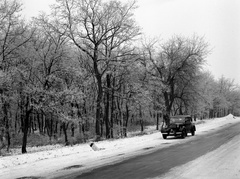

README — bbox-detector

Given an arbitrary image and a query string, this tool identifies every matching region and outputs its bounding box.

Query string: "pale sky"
[21,0,240,85]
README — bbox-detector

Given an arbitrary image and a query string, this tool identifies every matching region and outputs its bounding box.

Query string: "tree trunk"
[93,46,103,140]
[163,91,172,125]
[139,106,144,132]
[104,73,111,139]
[71,123,74,137]
[3,100,11,151]
[37,112,41,134]
[110,77,115,138]
[62,122,69,146]
[22,96,32,154]
[54,121,58,135]
[42,113,45,134]
[95,76,102,139]
[50,113,53,138]
[156,112,159,130]
[123,103,129,137]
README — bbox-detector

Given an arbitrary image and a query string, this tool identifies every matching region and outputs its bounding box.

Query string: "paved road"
[59,122,240,179]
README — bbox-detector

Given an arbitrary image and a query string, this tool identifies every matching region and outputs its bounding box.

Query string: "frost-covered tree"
[50,0,140,138]
[0,0,33,153]
[143,35,209,124]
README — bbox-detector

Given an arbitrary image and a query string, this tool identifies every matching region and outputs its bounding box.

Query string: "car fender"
[192,125,196,131]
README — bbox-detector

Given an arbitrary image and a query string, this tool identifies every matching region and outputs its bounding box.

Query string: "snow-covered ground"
[0,114,240,179]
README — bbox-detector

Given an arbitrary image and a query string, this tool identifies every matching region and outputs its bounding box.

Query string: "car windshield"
[170,117,185,123]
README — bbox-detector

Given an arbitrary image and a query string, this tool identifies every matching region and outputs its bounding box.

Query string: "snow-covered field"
[0,114,239,179]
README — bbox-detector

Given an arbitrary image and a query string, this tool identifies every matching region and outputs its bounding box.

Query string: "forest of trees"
[0,0,240,153]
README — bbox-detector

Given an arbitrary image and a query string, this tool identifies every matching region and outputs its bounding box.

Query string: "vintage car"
[160,115,196,139]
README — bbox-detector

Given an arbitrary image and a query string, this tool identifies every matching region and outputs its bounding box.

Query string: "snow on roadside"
[0,114,239,179]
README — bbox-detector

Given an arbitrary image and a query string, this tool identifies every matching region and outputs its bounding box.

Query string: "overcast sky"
[21,0,240,85]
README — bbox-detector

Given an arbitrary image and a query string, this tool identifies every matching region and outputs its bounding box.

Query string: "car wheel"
[181,130,186,139]
[162,134,167,139]
[191,130,195,136]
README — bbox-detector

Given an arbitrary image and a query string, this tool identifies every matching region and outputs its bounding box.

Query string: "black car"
[160,115,196,139]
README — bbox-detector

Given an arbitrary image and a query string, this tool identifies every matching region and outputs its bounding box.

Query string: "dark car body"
[160,115,196,139]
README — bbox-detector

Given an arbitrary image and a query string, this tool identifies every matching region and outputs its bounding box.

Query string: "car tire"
[181,130,186,139]
[191,130,195,136]
[162,134,167,139]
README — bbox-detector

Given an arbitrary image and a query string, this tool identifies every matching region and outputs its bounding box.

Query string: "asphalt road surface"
[59,122,240,179]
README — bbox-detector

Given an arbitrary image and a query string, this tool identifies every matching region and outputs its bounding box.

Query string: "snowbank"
[0,115,239,179]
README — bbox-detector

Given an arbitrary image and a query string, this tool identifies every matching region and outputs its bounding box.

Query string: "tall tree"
[143,35,209,123]
[0,0,33,152]
[50,0,140,138]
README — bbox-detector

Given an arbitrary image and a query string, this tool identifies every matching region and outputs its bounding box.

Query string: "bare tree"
[50,0,140,139]
[143,35,209,124]
[0,0,33,153]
